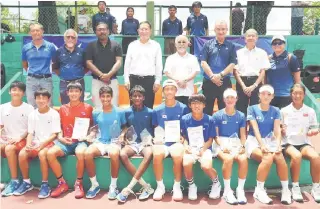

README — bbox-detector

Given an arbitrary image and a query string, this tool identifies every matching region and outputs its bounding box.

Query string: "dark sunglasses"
[272,41,284,46]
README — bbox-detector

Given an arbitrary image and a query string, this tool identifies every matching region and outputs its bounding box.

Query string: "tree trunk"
[38,1,60,34]
[244,1,274,35]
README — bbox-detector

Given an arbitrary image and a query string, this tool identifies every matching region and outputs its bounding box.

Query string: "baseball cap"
[259,85,274,94]
[271,35,286,43]
[79,7,87,12]
[223,88,237,98]
[162,79,178,88]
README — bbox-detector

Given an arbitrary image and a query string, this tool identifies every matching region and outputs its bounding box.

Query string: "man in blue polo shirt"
[200,20,237,115]
[266,35,301,109]
[52,29,87,105]
[162,5,183,55]
[22,23,57,108]
[92,1,116,34]
[186,1,208,36]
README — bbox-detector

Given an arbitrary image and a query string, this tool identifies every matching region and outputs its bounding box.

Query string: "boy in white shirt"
[1,81,34,197]
[13,88,61,199]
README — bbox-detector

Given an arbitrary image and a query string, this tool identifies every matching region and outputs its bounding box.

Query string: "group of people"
[1,0,320,205]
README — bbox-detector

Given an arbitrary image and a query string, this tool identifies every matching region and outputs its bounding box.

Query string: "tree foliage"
[303,1,320,35]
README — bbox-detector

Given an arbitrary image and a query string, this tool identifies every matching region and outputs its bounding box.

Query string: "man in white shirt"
[0,81,34,197]
[77,7,92,34]
[281,83,320,203]
[124,21,163,109]
[234,29,270,115]
[164,35,200,105]
[14,88,61,199]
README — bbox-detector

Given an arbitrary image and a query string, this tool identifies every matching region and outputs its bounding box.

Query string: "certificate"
[164,120,180,143]
[72,117,90,140]
[187,126,204,148]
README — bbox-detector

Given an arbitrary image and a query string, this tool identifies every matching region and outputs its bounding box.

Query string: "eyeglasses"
[66,36,76,40]
[177,41,187,44]
[272,41,284,46]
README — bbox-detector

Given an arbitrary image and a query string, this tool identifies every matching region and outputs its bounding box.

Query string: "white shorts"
[153,143,184,158]
[128,143,152,154]
[91,141,121,156]
[183,149,213,164]
[245,135,260,159]
[212,141,222,158]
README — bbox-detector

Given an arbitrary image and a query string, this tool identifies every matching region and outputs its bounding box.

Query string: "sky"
[1,0,293,35]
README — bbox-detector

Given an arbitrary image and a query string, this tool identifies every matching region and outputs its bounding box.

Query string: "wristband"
[219,72,224,78]
[253,83,258,88]
[210,75,215,79]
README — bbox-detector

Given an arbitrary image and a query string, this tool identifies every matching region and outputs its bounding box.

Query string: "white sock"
[223,179,231,192]
[237,178,246,190]
[292,182,299,188]
[12,179,19,183]
[110,177,117,187]
[312,183,320,189]
[138,178,148,188]
[281,181,289,190]
[257,181,265,189]
[127,178,138,190]
[90,176,99,187]
[23,179,31,184]
[157,180,165,188]
[174,181,181,188]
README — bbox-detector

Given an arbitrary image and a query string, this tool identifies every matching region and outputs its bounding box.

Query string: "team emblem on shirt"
[303,113,308,117]
[222,121,227,124]
[162,115,167,119]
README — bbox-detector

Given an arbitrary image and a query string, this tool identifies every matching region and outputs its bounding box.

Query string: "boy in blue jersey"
[152,80,189,201]
[212,88,247,205]
[246,85,291,205]
[117,85,154,202]
[84,86,126,199]
[181,94,221,201]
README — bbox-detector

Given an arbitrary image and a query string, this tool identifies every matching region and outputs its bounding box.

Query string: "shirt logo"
[303,113,308,117]
[226,47,228,50]
[256,116,262,120]
[236,121,238,123]
[222,121,227,124]
[162,115,167,119]
[271,117,273,119]
[81,112,86,116]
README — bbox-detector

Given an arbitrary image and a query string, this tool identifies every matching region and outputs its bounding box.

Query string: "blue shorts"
[55,140,88,155]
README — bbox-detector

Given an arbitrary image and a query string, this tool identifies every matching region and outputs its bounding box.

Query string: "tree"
[243,1,275,35]
[303,1,320,35]
[38,1,60,34]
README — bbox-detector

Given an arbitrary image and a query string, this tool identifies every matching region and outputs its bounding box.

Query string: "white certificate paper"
[187,126,204,148]
[72,117,90,139]
[164,120,180,143]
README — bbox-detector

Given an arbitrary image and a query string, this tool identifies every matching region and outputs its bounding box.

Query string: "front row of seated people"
[0,80,319,205]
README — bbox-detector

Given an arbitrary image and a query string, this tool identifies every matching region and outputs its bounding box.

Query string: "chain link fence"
[1,2,320,35]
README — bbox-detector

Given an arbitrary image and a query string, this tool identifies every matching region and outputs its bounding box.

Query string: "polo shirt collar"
[273,50,288,58]
[214,38,226,46]
[193,13,203,18]
[139,39,151,45]
[167,17,177,22]
[97,37,111,47]
[244,46,256,52]
[290,103,306,112]
[63,45,78,53]
[32,39,46,48]
[176,51,189,58]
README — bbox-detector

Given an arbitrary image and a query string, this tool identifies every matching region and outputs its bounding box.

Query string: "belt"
[130,74,155,80]
[240,76,258,80]
[28,73,52,78]
[60,77,84,82]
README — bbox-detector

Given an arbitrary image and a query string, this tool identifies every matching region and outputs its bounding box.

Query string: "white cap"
[162,79,178,88]
[79,7,86,12]
[223,88,237,98]
[271,35,286,43]
[259,85,274,94]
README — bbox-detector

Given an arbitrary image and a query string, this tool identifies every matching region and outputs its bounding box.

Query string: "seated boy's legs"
[117,145,153,202]
[14,145,52,196]
[1,140,27,196]
[85,142,120,199]
[47,142,87,198]
[153,143,184,201]
[233,153,248,204]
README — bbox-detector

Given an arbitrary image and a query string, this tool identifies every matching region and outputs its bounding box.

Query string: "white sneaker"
[153,185,165,201]
[208,181,221,199]
[223,190,238,205]
[291,186,303,202]
[253,187,273,205]
[281,188,292,205]
[188,184,197,201]
[172,184,183,201]
[236,188,247,204]
[311,185,320,203]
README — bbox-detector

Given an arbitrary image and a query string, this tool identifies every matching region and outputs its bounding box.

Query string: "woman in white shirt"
[281,83,320,203]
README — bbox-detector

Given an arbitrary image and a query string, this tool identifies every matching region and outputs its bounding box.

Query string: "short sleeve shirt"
[162,18,183,36]
[186,13,208,36]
